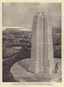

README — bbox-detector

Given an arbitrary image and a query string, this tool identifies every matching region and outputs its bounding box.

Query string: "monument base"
[22,72,51,82]
[11,58,61,82]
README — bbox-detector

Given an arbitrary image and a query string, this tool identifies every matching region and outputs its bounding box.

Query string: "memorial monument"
[28,12,55,80]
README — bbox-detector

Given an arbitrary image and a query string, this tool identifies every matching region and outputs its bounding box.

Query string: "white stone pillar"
[28,12,54,76]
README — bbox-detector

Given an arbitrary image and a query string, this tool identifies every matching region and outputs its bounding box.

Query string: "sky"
[2,3,61,29]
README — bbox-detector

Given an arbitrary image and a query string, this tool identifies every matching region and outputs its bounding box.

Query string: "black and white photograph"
[2,3,61,82]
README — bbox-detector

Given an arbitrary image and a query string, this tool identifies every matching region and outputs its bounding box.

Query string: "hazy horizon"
[2,3,61,30]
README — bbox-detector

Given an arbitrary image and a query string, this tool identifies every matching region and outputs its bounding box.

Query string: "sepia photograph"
[2,3,61,82]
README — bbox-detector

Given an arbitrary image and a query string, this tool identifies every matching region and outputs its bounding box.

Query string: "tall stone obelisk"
[28,12,54,78]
